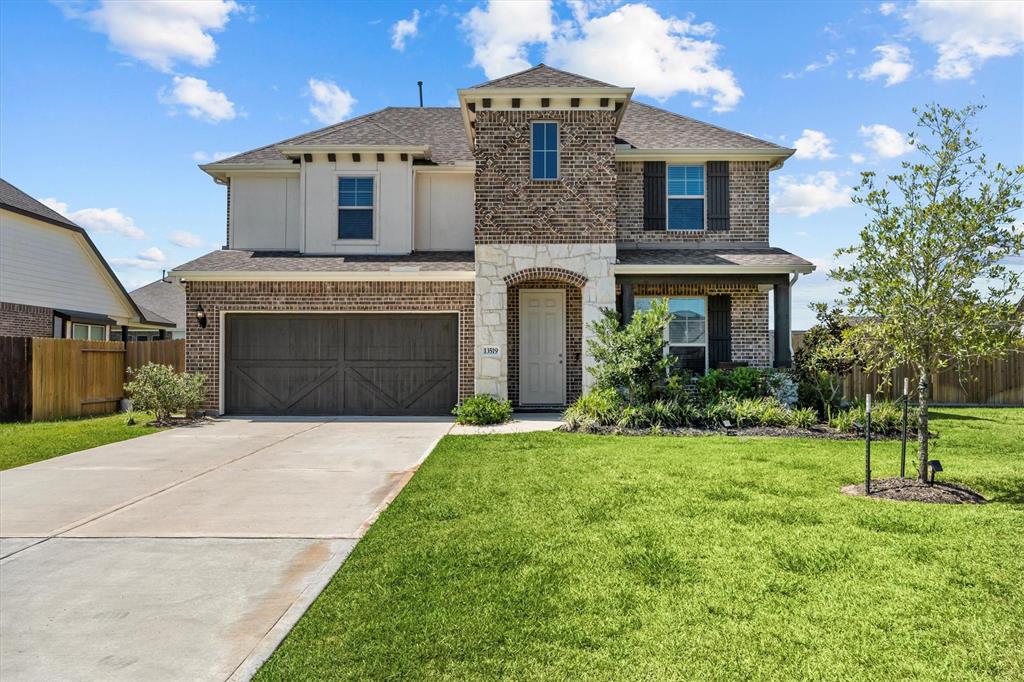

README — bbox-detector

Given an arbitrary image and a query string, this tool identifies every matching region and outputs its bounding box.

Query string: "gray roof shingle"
[174,250,475,273]
[0,178,80,229]
[617,102,785,151]
[130,279,186,329]
[468,64,617,89]
[616,247,813,269]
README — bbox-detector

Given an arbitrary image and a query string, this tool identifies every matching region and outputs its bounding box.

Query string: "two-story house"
[172,65,813,416]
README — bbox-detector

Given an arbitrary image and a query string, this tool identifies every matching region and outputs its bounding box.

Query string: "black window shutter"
[706,161,730,231]
[707,294,732,368]
[643,161,666,230]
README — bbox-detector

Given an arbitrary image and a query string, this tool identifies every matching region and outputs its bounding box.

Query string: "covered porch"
[614,247,815,373]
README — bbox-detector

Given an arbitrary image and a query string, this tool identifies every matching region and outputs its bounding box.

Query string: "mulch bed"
[841,477,986,504]
[561,425,910,441]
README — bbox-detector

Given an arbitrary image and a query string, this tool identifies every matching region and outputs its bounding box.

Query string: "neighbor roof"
[174,249,475,273]
[130,279,186,330]
[468,64,618,89]
[207,108,471,167]
[616,247,814,272]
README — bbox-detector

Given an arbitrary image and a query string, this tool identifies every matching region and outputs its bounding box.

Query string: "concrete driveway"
[0,417,452,681]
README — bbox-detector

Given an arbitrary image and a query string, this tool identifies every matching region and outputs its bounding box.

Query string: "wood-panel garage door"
[225,313,458,416]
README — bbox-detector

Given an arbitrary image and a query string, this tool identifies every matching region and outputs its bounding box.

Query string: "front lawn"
[257,408,1024,681]
[0,412,163,471]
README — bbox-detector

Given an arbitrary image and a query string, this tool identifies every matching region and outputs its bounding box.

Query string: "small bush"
[452,394,513,425]
[767,371,800,406]
[731,397,792,428]
[697,369,732,404]
[124,363,206,424]
[789,406,819,429]
[729,367,768,400]
[828,408,857,433]
[563,388,623,429]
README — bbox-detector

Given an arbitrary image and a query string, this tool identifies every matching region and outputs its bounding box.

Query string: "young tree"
[832,103,1024,482]
[587,299,672,404]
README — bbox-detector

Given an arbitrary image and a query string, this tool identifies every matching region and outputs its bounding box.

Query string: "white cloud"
[192,150,239,163]
[111,246,165,271]
[859,123,913,158]
[391,9,420,51]
[73,0,240,72]
[462,0,555,79]
[461,1,743,111]
[39,198,145,239]
[804,51,838,72]
[547,3,743,110]
[904,0,1024,80]
[793,129,837,160]
[160,76,235,122]
[850,152,866,164]
[879,2,897,15]
[860,44,913,85]
[771,172,853,218]
[306,78,357,124]
[169,230,208,249]
[138,246,166,262]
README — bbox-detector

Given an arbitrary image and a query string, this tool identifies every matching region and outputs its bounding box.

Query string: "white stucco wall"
[414,172,474,251]
[0,210,134,322]
[229,175,300,250]
[474,243,616,398]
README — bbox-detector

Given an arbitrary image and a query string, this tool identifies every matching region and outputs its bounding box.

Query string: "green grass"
[0,412,164,471]
[257,408,1024,681]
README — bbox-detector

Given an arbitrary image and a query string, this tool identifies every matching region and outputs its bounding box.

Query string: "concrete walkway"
[448,412,564,435]
[0,417,452,682]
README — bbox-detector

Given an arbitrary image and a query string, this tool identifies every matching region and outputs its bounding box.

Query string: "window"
[531,122,558,180]
[636,296,707,372]
[338,177,374,240]
[72,323,106,341]
[667,165,705,231]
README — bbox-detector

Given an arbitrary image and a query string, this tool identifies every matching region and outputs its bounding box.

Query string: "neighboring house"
[111,278,187,341]
[0,178,172,340]
[173,64,814,416]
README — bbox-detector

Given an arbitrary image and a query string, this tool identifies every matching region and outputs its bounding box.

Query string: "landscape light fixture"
[195,304,208,329]
[928,460,943,485]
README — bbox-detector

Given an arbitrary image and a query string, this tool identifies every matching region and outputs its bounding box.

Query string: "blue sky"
[1,0,1021,327]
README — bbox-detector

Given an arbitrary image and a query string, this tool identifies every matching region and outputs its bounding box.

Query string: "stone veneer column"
[474,243,616,399]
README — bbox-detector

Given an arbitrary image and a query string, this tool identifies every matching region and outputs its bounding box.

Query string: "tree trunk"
[917,372,930,483]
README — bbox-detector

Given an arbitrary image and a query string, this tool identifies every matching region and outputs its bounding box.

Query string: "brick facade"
[633,283,770,367]
[185,280,474,413]
[615,160,770,244]
[0,302,53,337]
[507,279,583,407]
[474,109,618,244]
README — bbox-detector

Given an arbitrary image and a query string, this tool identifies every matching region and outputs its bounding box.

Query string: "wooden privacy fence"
[0,337,186,422]
[842,352,1024,406]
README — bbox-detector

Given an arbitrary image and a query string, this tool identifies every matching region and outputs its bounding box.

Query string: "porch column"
[621,282,634,325]
[773,279,792,368]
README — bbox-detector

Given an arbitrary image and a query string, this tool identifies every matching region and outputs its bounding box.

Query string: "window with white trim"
[338,177,374,240]
[667,164,705,231]
[72,323,107,341]
[636,296,707,372]
[531,121,558,180]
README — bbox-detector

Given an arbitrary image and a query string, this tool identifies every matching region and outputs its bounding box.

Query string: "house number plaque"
[480,346,501,358]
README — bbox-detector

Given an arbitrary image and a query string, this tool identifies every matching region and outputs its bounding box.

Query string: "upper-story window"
[667,165,705,231]
[338,177,374,240]
[531,122,559,180]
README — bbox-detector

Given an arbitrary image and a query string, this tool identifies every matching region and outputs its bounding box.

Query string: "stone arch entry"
[505,267,586,407]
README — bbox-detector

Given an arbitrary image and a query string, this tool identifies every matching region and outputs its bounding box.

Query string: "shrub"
[697,369,732,404]
[616,405,653,430]
[789,406,819,429]
[793,304,861,416]
[767,370,800,406]
[587,299,672,404]
[562,388,623,429]
[124,363,206,424]
[729,367,768,400]
[730,397,792,428]
[702,399,734,427]
[452,394,513,425]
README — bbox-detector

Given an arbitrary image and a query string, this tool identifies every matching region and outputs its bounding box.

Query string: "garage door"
[224,313,458,416]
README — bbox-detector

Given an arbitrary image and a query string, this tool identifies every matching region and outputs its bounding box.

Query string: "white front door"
[519,289,565,405]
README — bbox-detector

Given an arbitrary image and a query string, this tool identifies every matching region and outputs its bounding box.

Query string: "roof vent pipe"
[417,81,423,107]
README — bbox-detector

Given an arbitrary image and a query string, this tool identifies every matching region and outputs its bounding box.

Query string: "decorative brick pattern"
[507,279,583,407]
[184,280,474,413]
[474,109,618,244]
[0,302,53,337]
[633,283,770,367]
[615,160,770,244]
[503,267,587,288]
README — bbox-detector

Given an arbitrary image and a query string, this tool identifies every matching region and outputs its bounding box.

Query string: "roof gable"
[468,64,618,89]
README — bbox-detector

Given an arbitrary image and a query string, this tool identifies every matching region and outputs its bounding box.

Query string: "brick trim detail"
[503,267,588,288]
[184,280,474,413]
[0,302,54,337]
